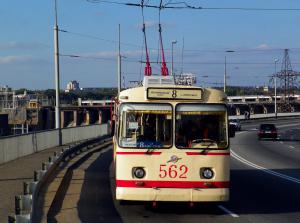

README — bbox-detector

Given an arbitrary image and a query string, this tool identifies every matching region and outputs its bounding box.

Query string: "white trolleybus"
[113,76,234,205]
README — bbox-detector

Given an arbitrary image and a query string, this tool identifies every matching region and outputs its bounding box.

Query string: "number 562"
[159,164,188,179]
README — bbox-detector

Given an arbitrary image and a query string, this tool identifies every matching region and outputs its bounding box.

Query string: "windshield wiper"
[146,147,157,154]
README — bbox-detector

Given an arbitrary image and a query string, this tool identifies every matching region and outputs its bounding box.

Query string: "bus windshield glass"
[119,103,172,148]
[175,104,228,149]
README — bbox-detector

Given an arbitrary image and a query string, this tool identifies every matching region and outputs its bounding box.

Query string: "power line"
[59,53,139,62]
[184,48,300,53]
[60,53,300,66]
[83,0,300,11]
[59,29,142,48]
[58,29,300,54]
[201,7,300,11]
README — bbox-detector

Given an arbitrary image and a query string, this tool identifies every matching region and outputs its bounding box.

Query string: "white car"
[229,119,241,131]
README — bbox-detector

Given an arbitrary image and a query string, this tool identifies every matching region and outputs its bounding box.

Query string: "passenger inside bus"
[138,118,155,141]
[176,115,222,148]
[136,114,169,148]
[176,128,186,147]
[120,104,172,148]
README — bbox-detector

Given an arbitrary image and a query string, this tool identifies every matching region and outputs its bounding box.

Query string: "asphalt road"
[39,117,300,223]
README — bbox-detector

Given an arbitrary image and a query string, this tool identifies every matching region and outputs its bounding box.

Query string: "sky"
[2,0,300,90]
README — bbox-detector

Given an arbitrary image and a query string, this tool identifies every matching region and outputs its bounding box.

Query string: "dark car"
[258,124,277,140]
[229,119,241,131]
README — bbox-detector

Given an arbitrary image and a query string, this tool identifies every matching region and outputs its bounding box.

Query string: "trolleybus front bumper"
[116,187,229,202]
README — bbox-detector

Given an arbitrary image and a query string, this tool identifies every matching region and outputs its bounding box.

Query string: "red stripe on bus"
[116,180,229,188]
[116,152,162,155]
[186,152,230,156]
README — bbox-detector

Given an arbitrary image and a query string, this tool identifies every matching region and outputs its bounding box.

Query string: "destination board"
[147,88,202,100]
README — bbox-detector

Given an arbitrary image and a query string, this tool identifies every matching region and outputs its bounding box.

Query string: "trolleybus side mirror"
[110,120,115,136]
[229,124,235,138]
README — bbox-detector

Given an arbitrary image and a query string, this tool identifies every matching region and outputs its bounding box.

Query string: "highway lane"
[234,118,300,174]
[37,117,300,223]
[112,118,300,223]
[228,118,300,223]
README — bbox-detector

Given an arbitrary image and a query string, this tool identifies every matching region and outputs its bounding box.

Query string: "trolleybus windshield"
[175,104,228,149]
[119,103,172,149]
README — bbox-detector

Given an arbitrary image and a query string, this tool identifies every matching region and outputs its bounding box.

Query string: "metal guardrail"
[7,136,111,223]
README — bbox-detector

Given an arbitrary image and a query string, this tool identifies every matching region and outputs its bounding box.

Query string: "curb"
[7,135,111,223]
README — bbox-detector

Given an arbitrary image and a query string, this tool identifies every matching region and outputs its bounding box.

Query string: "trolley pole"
[117,24,121,95]
[171,40,177,76]
[54,0,62,145]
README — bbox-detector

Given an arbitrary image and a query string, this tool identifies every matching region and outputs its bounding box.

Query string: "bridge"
[1,112,300,222]
[227,95,300,115]
[2,1,300,222]
[2,92,300,222]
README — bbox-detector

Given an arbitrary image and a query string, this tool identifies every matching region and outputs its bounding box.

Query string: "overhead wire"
[83,0,300,11]
[58,52,300,66]
[62,1,300,74]
[59,53,140,63]
[57,29,300,54]
[58,28,142,48]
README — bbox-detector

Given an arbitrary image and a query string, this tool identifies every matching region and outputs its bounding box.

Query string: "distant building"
[66,80,80,92]
[0,85,12,92]
[0,85,15,109]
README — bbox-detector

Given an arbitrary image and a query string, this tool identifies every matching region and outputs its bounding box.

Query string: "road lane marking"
[231,150,300,185]
[289,146,295,149]
[218,205,239,218]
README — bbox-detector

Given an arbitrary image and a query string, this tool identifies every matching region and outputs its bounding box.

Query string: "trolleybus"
[113,76,234,204]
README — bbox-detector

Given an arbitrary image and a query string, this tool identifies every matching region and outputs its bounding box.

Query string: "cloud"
[0,55,34,64]
[0,41,49,50]
[256,43,271,50]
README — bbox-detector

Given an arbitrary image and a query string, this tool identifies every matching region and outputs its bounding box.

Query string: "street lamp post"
[171,40,177,76]
[54,0,62,145]
[224,50,235,93]
[274,59,279,118]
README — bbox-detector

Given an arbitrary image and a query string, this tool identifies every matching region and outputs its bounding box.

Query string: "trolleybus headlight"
[201,168,214,179]
[133,167,146,179]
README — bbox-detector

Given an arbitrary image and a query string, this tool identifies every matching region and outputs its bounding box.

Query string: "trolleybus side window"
[119,103,172,148]
[175,104,228,149]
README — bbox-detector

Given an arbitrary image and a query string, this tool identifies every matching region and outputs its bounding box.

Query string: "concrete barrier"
[229,112,300,120]
[0,124,109,165]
